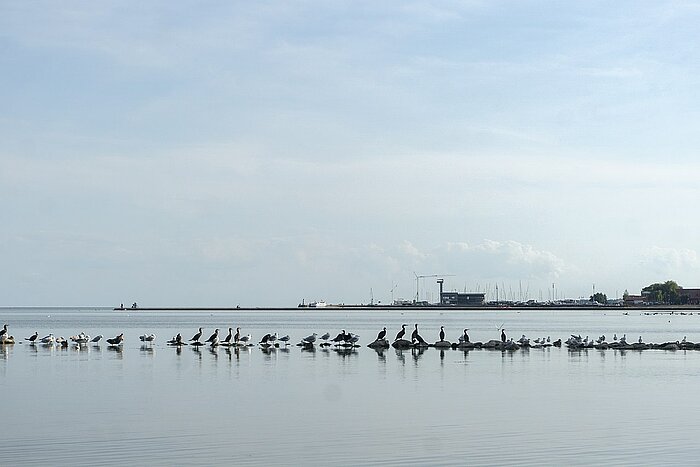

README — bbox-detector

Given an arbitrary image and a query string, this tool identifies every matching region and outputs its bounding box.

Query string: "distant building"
[440,291,485,306]
[679,288,700,305]
[624,294,645,305]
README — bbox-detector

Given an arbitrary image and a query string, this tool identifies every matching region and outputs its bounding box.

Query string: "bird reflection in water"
[395,348,406,365]
[439,349,445,365]
[140,345,154,354]
[412,346,425,365]
[208,346,219,359]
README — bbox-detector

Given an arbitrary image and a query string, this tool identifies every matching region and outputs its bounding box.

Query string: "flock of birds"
[0,322,694,352]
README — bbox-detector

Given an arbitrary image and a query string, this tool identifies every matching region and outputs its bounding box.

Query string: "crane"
[413,272,455,303]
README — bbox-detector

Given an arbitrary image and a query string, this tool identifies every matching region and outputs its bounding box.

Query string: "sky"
[2,1,700,306]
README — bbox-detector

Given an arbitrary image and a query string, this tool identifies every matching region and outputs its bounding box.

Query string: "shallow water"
[2,307,700,466]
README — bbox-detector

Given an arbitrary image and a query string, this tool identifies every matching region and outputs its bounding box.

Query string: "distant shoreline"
[111,305,700,312]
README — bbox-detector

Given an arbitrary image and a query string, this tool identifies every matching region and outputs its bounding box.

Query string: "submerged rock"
[433,340,452,348]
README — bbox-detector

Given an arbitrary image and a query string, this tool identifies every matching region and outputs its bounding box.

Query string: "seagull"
[190,328,203,342]
[25,332,38,343]
[303,333,317,344]
[106,333,124,346]
[395,324,407,341]
[139,333,156,343]
[40,333,55,344]
[91,334,103,343]
[71,333,90,345]
[238,334,251,345]
[167,333,184,345]
[377,327,387,341]
[347,334,360,346]
[278,335,290,345]
[269,333,278,345]
[320,332,331,342]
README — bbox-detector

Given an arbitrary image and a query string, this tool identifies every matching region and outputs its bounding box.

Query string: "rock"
[433,340,452,348]
[367,338,390,349]
[392,339,412,349]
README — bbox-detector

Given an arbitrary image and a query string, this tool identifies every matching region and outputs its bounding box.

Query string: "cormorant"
[439,326,445,342]
[377,327,387,340]
[501,329,506,343]
[205,329,219,343]
[190,328,203,342]
[395,324,407,341]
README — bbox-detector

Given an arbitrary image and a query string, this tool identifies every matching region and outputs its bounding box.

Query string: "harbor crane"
[413,272,455,303]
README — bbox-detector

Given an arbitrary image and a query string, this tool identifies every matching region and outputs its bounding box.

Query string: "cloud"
[640,247,699,276]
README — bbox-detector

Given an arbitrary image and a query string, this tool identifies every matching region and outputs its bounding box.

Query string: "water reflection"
[395,349,406,365]
[412,347,426,365]
[373,348,386,362]
[140,345,154,355]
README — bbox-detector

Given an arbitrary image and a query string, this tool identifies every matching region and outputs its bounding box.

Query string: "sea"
[2,307,700,466]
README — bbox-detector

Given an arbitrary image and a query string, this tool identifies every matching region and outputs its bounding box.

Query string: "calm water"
[2,307,700,466]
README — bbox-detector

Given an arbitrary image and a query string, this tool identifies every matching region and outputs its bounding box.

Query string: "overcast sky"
[2,1,700,306]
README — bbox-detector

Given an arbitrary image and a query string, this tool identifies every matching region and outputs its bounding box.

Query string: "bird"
[71,333,90,345]
[638,335,643,344]
[0,324,7,339]
[204,328,219,342]
[377,327,387,341]
[395,324,407,341]
[259,333,272,345]
[613,333,618,341]
[439,326,445,342]
[278,335,290,345]
[139,333,156,343]
[222,328,233,345]
[269,333,278,345]
[332,331,346,345]
[501,329,506,343]
[91,334,103,343]
[190,328,203,342]
[303,333,317,344]
[320,332,331,342]
[238,334,251,345]
[411,325,425,344]
[106,333,124,346]
[206,329,219,346]
[348,334,360,346]
[167,333,184,345]
[460,329,470,343]
[40,333,55,344]
[25,332,38,343]
[234,327,240,344]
